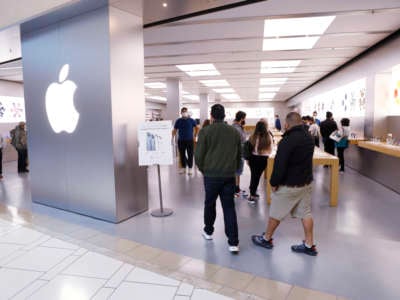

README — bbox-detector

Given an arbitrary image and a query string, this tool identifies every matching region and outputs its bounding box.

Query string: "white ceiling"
[1,0,400,104]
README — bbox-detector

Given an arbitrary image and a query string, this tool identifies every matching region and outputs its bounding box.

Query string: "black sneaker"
[247,196,257,205]
[291,242,318,256]
[252,234,273,249]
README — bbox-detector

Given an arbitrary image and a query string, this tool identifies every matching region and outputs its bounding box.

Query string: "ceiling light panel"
[261,67,296,74]
[213,88,235,93]
[263,36,320,51]
[177,64,220,77]
[183,95,200,101]
[260,78,287,85]
[264,16,336,37]
[200,79,230,87]
[221,93,240,100]
[259,87,281,92]
[147,96,166,101]
[259,92,276,99]
[144,82,166,89]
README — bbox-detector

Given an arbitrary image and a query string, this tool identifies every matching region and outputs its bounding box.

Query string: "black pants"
[203,176,239,246]
[249,155,268,196]
[0,148,2,175]
[17,148,28,172]
[337,147,346,171]
[323,138,335,156]
[314,136,320,148]
[178,140,194,168]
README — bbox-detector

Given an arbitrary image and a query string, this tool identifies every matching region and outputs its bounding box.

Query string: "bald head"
[285,112,303,129]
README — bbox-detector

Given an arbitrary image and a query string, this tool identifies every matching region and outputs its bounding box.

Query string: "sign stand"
[151,164,173,217]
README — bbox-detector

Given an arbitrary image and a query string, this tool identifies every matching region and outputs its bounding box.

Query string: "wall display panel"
[301,79,366,118]
[225,107,275,124]
[389,65,400,116]
[0,96,26,123]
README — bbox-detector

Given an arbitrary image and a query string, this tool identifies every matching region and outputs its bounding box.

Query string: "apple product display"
[138,121,173,166]
[45,64,79,134]
[0,96,26,123]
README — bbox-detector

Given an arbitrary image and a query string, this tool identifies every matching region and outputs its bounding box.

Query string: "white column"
[166,78,182,122]
[199,93,209,122]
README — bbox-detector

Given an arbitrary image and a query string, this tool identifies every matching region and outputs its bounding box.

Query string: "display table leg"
[330,160,339,207]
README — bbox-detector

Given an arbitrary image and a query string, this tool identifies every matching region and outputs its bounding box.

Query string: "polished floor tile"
[287,286,337,300]
[62,251,123,279]
[126,267,181,286]
[12,279,48,300]
[0,268,42,299]
[112,282,178,300]
[0,227,44,245]
[245,276,292,300]
[29,275,106,300]
[210,267,254,291]
[41,238,80,250]
[5,246,73,272]
[191,289,233,300]
[105,263,134,288]
[0,243,21,260]
[178,258,221,279]
[92,287,115,300]
[177,283,194,296]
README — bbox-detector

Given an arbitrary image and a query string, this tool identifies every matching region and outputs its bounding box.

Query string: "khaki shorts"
[269,185,312,221]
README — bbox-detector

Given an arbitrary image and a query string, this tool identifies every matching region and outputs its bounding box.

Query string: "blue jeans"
[203,176,239,246]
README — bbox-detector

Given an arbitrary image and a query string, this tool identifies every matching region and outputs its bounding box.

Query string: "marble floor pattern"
[2,160,400,299]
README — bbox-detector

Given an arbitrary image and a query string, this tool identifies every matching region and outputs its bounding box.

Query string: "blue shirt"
[174,118,196,141]
[275,118,282,131]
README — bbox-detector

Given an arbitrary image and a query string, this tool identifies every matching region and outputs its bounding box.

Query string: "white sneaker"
[178,168,186,174]
[228,245,240,254]
[202,231,213,240]
[188,168,193,175]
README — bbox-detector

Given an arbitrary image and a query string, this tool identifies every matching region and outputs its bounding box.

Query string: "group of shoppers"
[0,122,29,179]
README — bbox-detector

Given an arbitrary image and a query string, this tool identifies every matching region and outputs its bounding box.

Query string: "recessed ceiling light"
[177,64,220,77]
[200,79,229,87]
[183,95,200,101]
[213,88,235,93]
[263,36,320,51]
[261,67,296,74]
[264,16,336,37]
[259,87,281,92]
[147,96,167,101]
[221,94,240,100]
[162,2,167,8]
[259,92,276,99]
[260,78,287,85]
[144,82,166,89]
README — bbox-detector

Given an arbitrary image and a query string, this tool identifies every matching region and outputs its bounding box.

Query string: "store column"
[199,93,209,123]
[166,78,182,122]
[21,1,147,223]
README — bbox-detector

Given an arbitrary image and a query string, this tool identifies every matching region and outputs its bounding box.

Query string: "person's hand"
[271,186,279,192]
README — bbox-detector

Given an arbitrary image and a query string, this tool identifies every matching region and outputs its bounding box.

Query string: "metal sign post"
[150,164,173,217]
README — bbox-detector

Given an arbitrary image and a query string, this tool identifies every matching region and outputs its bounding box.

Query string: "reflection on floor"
[1,160,400,300]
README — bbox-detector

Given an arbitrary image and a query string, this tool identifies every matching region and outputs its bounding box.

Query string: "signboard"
[0,96,26,123]
[390,65,400,116]
[138,121,173,166]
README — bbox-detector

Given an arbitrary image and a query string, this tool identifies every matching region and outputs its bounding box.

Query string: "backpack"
[10,128,17,148]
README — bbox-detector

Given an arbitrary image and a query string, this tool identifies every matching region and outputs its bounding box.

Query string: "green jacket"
[195,121,242,178]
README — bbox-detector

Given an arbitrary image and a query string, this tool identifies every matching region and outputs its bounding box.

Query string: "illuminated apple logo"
[45,64,79,133]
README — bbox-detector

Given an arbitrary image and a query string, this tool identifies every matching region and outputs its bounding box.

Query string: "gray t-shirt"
[232,123,246,144]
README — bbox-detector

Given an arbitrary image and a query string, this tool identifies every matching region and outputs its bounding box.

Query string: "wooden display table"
[357,141,400,158]
[265,147,340,207]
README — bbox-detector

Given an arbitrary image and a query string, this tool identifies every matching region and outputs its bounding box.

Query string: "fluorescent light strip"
[186,70,220,77]
[259,87,281,92]
[263,36,320,51]
[144,82,166,89]
[221,94,240,100]
[146,96,166,101]
[261,67,296,74]
[177,64,220,77]
[260,78,288,85]
[200,79,230,87]
[213,88,235,93]
[183,95,199,101]
[259,92,276,99]
[264,16,336,37]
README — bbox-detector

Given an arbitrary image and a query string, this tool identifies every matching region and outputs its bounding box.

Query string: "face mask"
[240,120,246,126]
[181,112,188,118]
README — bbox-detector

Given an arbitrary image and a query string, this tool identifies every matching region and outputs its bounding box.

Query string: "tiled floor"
[1,160,399,299]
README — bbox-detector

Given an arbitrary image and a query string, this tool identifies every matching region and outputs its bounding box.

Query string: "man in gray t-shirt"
[232,111,247,197]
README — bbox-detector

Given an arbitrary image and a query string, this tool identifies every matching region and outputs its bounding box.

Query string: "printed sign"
[0,96,26,123]
[138,121,173,166]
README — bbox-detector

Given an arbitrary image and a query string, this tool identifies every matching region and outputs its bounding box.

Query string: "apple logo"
[45,64,79,134]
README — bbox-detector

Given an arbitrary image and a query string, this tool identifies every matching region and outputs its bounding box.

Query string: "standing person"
[320,111,338,157]
[335,118,351,173]
[232,111,247,198]
[246,121,272,204]
[274,115,282,131]
[0,133,5,179]
[195,104,241,254]
[202,119,211,128]
[313,111,321,126]
[252,112,318,256]
[11,122,29,173]
[172,107,198,175]
[308,117,320,147]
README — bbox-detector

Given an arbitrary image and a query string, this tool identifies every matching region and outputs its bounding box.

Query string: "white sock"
[305,242,313,248]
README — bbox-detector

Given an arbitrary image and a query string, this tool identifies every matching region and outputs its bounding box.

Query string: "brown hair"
[249,121,272,153]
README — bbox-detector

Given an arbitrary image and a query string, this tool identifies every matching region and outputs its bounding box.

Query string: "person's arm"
[270,137,292,190]
[172,119,179,139]
[193,120,199,139]
[236,133,242,170]
[195,129,206,173]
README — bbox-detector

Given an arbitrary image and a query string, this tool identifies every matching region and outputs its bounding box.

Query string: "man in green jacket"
[195,104,242,254]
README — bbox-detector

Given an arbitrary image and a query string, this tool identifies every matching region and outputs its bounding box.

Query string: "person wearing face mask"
[172,107,198,175]
[232,111,247,198]
[10,122,29,173]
